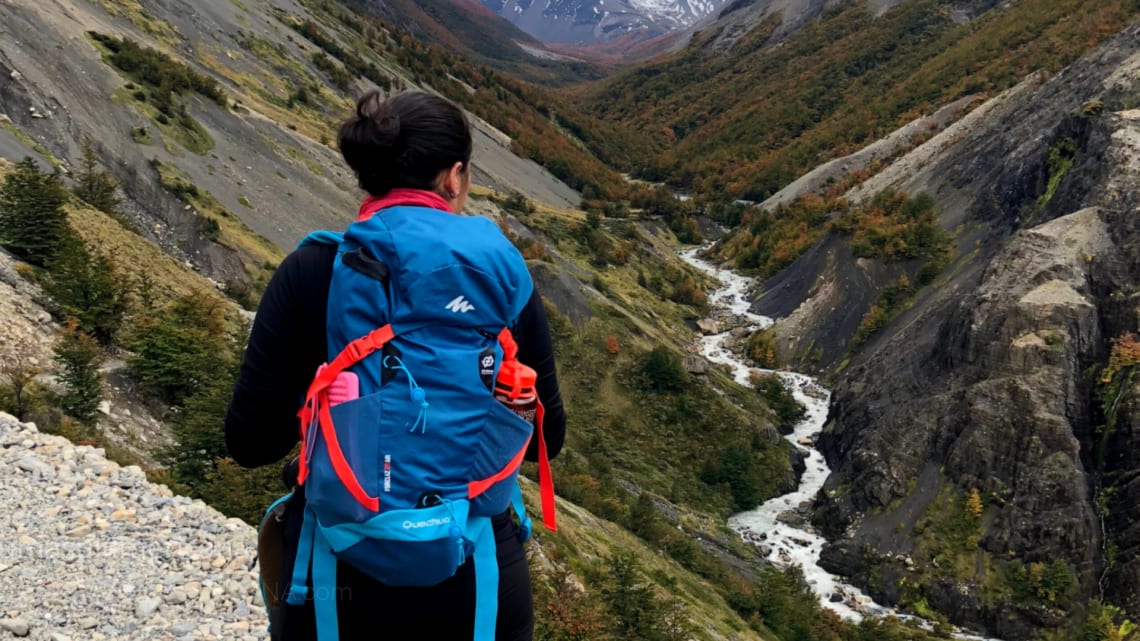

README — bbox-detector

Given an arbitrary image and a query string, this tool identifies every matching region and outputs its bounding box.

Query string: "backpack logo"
[444,295,475,313]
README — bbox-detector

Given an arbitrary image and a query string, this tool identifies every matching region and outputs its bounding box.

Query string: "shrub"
[0,157,70,267]
[54,321,104,425]
[639,346,688,393]
[124,293,229,406]
[753,374,805,433]
[0,347,42,420]
[40,236,129,344]
[746,329,779,367]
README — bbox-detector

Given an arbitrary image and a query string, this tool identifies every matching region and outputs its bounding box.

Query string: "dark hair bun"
[358,91,400,147]
[339,90,472,197]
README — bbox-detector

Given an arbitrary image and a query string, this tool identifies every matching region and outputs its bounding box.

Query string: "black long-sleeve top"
[224,241,566,471]
[224,237,565,640]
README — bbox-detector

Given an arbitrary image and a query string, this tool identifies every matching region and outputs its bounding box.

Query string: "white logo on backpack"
[444,295,475,313]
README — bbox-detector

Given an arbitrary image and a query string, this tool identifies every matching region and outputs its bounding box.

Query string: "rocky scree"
[0,412,267,640]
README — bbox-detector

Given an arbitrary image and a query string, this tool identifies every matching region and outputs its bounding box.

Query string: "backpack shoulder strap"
[297,230,345,250]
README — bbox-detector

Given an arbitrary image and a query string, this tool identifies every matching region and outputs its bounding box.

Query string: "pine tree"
[41,236,128,344]
[54,321,104,425]
[0,157,70,266]
[125,293,229,405]
[72,139,122,216]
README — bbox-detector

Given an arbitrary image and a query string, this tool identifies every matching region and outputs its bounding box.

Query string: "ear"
[441,161,465,198]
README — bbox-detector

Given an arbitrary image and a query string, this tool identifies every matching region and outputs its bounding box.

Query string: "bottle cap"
[495,360,536,400]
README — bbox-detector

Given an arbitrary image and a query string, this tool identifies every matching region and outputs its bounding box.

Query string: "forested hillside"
[578,0,1140,200]
[3,0,1140,639]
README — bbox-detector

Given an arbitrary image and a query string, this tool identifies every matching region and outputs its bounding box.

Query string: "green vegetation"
[717,194,836,277]
[89,33,222,154]
[583,0,1139,200]
[0,157,70,267]
[54,321,105,426]
[836,190,950,269]
[1078,602,1138,641]
[40,235,129,345]
[130,125,153,145]
[746,329,780,368]
[1036,137,1080,212]
[852,277,914,347]
[150,159,281,302]
[72,139,122,219]
[92,0,182,43]
[753,375,805,433]
[124,294,229,406]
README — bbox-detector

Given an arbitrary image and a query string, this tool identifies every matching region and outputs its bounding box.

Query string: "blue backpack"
[276,205,556,641]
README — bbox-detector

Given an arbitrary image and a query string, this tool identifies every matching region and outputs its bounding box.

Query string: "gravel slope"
[0,413,268,641]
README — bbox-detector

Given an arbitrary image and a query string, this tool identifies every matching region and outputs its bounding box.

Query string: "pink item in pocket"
[328,371,360,405]
[315,364,360,406]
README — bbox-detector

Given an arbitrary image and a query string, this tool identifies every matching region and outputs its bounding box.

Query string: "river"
[679,247,1000,640]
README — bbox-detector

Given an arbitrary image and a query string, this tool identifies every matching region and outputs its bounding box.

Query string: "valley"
[0,0,1138,639]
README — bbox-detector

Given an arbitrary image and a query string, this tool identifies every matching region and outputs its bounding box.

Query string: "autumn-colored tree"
[0,346,42,420]
[966,488,983,519]
[1102,333,1140,383]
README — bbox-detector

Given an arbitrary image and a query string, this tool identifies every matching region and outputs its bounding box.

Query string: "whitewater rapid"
[679,248,885,619]
[680,247,1003,640]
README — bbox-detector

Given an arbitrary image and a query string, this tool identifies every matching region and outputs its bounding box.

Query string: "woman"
[224,90,566,641]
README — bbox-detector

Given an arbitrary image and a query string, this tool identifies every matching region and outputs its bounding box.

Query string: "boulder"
[695,318,719,335]
[682,355,708,375]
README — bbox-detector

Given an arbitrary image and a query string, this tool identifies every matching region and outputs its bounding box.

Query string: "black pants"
[272,494,534,641]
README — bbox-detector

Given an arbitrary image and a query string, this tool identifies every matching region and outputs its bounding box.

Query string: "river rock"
[0,618,30,636]
[695,319,719,335]
[134,597,161,619]
[776,509,807,528]
[682,355,708,375]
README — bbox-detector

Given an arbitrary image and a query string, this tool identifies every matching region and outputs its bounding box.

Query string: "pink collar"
[356,189,453,222]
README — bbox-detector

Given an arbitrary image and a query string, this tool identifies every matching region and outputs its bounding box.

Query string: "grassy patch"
[193,46,343,146]
[150,159,282,295]
[92,0,182,45]
[129,125,153,145]
[1035,137,1079,213]
[90,33,221,154]
[65,197,228,312]
[0,122,60,168]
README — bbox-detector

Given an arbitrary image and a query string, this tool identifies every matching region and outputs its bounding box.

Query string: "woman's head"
[339,91,472,210]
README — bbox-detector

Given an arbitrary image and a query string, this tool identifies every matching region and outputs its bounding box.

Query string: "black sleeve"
[513,291,566,461]
[225,244,336,468]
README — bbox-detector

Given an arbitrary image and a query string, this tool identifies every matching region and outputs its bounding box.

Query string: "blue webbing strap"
[470,517,499,641]
[296,230,344,249]
[285,507,317,606]
[311,528,340,641]
[511,483,532,543]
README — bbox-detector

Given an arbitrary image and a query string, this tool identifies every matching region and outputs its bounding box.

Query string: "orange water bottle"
[494,359,538,425]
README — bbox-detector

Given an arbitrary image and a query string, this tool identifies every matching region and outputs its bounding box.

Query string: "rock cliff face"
[783,21,1140,640]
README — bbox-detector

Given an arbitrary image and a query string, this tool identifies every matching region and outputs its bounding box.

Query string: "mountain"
[339,0,607,83]
[0,1,890,639]
[673,13,1140,639]
[480,0,725,45]
[5,0,1140,638]
[577,0,1140,199]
